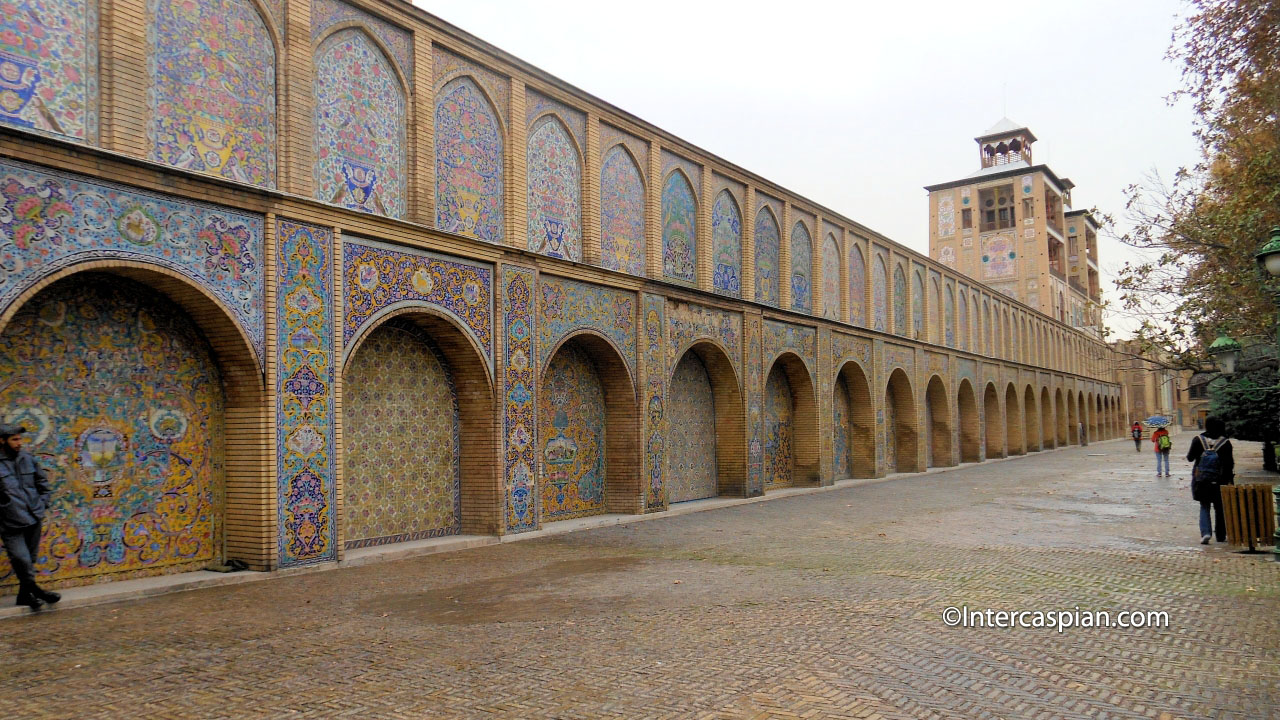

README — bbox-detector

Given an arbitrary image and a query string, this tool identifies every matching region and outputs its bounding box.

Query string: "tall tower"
[924,118,1102,335]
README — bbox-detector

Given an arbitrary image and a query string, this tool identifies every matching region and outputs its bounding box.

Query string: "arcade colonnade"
[0,0,1125,591]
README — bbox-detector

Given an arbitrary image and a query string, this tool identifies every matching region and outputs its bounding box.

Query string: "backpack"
[1157,434,1171,451]
[1131,427,1142,439]
[1194,435,1226,486]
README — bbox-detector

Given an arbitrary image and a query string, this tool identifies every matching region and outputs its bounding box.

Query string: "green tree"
[1111,0,1280,368]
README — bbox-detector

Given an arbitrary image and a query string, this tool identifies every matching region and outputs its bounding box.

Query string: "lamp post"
[1253,226,1280,561]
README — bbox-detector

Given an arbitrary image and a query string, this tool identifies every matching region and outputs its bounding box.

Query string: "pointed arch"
[711,189,743,297]
[662,169,698,284]
[821,233,841,320]
[872,254,888,332]
[885,369,919,473]
[527,113,583,260]
[764,352,820,488]
[893,265,909,336]
[149,0,277,188]
[958,379,981,463]
[754,205,782,307]
[1024,385,1041,451]
[1005,383,1024,455]
[436,75,505,242]
[848,243,866,326]
[910,269,923,339]
[669,341,746,499]
[834,361,874,479]
[600,142,646,276]
[926,375,953,467]
[984,382,1004,459]
[790,221,813,312]
[944,284,956,348]
[314,27,408,218]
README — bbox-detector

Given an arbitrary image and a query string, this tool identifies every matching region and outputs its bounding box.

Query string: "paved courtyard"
[2,435,1278,719]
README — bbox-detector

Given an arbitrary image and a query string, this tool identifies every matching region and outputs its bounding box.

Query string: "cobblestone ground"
[3,436,1279,719]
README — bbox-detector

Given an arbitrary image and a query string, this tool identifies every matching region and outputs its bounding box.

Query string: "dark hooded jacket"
[0,450,51,531]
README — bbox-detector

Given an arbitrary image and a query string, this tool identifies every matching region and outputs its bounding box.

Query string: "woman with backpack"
[1187,416,1234,544]
[1151,426,1172,477]
[1131,422,1143,452]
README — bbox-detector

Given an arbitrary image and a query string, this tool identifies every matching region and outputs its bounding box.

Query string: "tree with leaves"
[1111,0,1280,371]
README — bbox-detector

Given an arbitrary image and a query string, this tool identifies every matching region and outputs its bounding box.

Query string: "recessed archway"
[539,332,639,520]
[342,307,498,539]
[885,369,919,473]
[1040,387,1055,450]
[1067,390,1079,444]
[763,352,820,489]
[983,382,1004,459]
[1024,385,1040,452]
[957,379,981,463]
[1079,393,1089,444]
[0,268,266,592]
[833,361,875,479]
[668,341,746,500]
[925,375,953,468]
[1055,388,1069,446]
[1005,383,1024,456]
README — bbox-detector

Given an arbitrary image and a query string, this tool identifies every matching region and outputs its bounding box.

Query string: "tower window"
[979,185,1015,231]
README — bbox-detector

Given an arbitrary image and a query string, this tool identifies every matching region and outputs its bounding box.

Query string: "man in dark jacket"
[1186,416,1234,545]
[0,424,60,609]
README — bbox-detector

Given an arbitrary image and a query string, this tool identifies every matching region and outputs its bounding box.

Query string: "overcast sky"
[412,0,1200,338]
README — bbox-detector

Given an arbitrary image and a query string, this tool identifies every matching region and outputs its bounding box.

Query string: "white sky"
[412,0,1200,338]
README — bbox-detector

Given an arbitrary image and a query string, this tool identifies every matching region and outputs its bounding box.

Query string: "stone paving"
[2,434,1278,719]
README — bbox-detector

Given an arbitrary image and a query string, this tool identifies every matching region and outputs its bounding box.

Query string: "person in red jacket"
[1151,426,1172,477]
[1130,422,1143,452]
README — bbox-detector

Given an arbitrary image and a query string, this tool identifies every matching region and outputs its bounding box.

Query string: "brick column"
[282,0,316,197]
[697,164,713,292]
[101,0,147,159]
[413,34,436,225]
[646,140,663,279]
[507,80,527,250]
[583,112,602,266]
[742,186,756,302]
[780,202,792,310]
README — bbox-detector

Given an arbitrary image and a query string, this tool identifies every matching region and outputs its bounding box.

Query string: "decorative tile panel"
[539,342,606,521]
[313,0,413,82]
[537,275,636,375]
[885,343,915,378]
[667,351,718,502]
[666,300,741,374]
[710,189,741,297]
[0,0,97,142]
[643,294,665,509]
[502,265,537,532]
[149,0,275,188]
[276,219,336,567]
[790,221,811,312]
[600,123,648,171]
[435,76,504,243]
[872,250,887,332]
[745,314,763,495]
[341,238,492,367]
[661,170,697,284]
[0,159,265,360]
[832,332,873,371]
[762,319,816,374]
[893,265,907,336]
[314,29,407,218]
[660,150,701,190]
[526,114,582,261]
[433,46,509,124]
[599,144,645,276]
[525,88,585,148]
[848,243,865,327]
[763,362,793,488]
[754,205,781,307]
[821,233,840,320]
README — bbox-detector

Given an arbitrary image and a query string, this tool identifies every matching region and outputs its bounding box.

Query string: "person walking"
[1078,421,1087,446]
[1151,425,1172,477]
[0,424,60,610]
[1187,416,1234,545]
[1131,422,1143,452]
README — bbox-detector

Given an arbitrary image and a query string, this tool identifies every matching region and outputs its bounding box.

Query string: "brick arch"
[340,305,499,535]
[885,368,919,473]
[957,379,981,463]
[925,375,952,468]
[342,300,493,385]
[834,360,874,479]
[983,382,1004,459]
[0,263,270,569]
[1040,386,1055,449]
[1024,385,1041,452]
[540,327,637,394]
[1055,388,1068,446]
[541,331,641,517]
[314,24,412,97]
[764,351,820,487]
[671,341,746,496]
[1005,383,1025,456]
